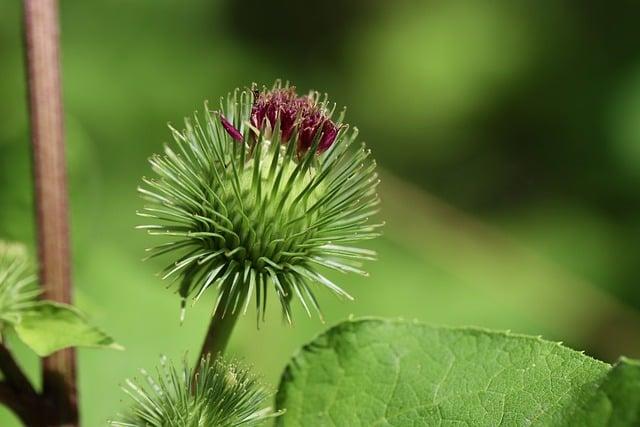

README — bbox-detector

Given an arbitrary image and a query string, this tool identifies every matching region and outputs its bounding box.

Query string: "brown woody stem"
[23,0,78,425]
[0,344,44,426]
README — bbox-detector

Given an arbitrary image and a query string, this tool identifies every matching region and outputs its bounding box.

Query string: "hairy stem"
[23,0,78,425]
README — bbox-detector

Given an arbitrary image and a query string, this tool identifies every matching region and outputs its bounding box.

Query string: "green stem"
[197,293,246,363]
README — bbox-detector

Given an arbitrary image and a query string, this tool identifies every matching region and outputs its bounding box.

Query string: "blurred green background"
[2,0,640,425]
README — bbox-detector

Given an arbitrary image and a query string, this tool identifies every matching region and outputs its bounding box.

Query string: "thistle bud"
[138,82,382,321]
[110,355,280,426]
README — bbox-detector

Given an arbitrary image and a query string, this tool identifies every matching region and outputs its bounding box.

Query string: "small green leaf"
[14,301,123,357]
[276,319,640,426]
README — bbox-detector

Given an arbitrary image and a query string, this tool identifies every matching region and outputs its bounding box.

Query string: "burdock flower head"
[138,81,382,321]
[111,355,280,426]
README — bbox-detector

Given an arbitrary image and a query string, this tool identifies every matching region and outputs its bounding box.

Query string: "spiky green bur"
[0,241,39,329]
[111,356,280,427]
[139,82,382,321]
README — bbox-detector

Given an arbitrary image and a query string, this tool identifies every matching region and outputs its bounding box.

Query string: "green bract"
[0,241,39,328]
[111,356,280,427]
[138,82,382,321]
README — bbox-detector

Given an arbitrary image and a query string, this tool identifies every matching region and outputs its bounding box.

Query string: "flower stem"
[198,293,247,362]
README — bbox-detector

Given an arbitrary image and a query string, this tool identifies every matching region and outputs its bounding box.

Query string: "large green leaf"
[570,357,640,425]
[276,319,640,426]
[14,302,123,357]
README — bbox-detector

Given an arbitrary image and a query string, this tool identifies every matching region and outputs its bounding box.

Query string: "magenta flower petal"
[220,115,243,142]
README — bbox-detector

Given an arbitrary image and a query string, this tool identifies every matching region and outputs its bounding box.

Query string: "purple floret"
[219,114,243,142]
[251,88,339,154]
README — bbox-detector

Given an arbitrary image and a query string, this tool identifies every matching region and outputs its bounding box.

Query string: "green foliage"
[276,319,640,426]
[13,302,122,357]
[111,355,281,427]
[569,357,640,425]
[0,239,120,356]
[138,82,382,321]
